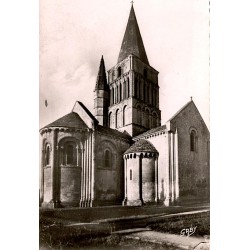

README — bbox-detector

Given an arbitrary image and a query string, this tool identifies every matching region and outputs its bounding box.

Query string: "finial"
[131,0,134,5]
[190,96,193,101]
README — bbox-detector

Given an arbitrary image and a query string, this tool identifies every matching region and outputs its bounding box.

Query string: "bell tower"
[107,4,161,137]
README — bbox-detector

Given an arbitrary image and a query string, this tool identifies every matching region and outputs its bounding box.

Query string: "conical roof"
[42,112,87,130]
[95,56,109,91]
[117,5,149,65]
[125,139,158,154]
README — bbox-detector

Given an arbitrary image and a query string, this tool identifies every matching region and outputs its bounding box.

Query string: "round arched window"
[104,149,112,168]
[190,130,197,152]
[45,144,50,165]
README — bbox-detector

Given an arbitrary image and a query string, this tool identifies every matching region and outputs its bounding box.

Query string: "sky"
[40,0,210,129]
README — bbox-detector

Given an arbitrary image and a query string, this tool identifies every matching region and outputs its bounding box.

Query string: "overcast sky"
[40,0,210,129]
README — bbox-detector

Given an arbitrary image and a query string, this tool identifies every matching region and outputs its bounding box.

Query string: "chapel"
[39,4,210,208]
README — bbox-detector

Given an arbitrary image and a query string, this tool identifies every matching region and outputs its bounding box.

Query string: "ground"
[40,203,209,249]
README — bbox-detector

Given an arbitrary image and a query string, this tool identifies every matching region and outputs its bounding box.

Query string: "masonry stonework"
[40,4,209,209]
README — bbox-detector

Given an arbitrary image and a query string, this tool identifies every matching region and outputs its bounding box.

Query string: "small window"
[190,130,197,152]
[66,144,74,164]
[104,149,112,168]
[130,169,132,180]
[45,145,50,165]
[123,105,127,126]
[109,112,112,128]
[117,67,122,77]
[115,109,119,128]
[143,68,147,78]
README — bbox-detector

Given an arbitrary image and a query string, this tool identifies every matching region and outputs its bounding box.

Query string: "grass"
[39,209,210,249]
[40,234,181,250]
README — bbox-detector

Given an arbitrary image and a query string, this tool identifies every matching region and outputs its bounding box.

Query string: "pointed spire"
[95,55,109,91]
[117,5,149,65]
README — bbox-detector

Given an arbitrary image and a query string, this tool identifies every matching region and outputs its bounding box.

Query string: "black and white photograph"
[39,0,210,249]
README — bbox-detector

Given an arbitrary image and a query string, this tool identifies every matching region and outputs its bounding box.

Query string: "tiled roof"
[97,125,132,141]
[134,125,166,139]
[42,112,87,129]
[125,139,158,154]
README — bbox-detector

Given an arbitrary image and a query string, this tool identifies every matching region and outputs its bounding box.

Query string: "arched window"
[59,140,79,166]
[109,112,112,128]
[130,169,132,180]
[119,83,122,101]
[117,84,120,102]
[117,67,122,78]
[66,144,74,164]
[110,88,113,105]
[190,130,197,152]
[115,109,119,128]
[123,105,127,126]
[143,68,147,79]
[104,149,112,168]
[124,81,127,99]
[116,85,118,103]
[123,81,126,99]
[45,145,50,165]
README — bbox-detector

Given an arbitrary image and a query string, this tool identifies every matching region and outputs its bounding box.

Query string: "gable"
[72,101,99,129]
[168,101,209,137]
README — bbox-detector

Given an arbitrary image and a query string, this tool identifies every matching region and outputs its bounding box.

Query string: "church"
[39,4,210,208]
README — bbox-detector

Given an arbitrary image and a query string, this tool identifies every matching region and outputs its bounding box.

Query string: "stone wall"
[60,166,81,206]
[43,167,52,203]
[94,132,130,205]
[170,102,210,201]
[141,157,155,203]
[143,132,169,203]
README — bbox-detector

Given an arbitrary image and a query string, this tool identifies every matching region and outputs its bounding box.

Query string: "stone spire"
[95,55,109,91]
[117,5,149,65]
[94,56,109,127]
